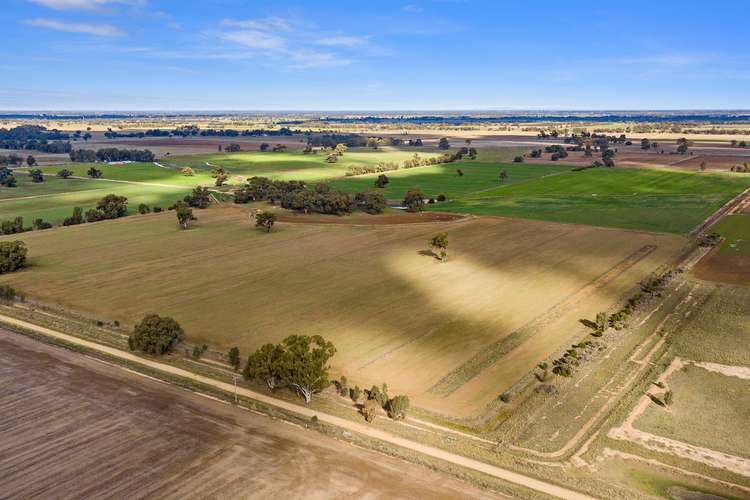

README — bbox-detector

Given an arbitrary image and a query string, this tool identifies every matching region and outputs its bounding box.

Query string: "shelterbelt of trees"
[69,148,155,163]
[0,125,73,153]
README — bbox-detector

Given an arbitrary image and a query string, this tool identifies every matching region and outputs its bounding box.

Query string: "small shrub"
[663,390,673,406]
[350,385,362,402]
[362,399,379,423]
[138,203,151,214]
[0,284,17,302]
[386,395,410,420]
[436,194,446,202]
[499,392,511,403]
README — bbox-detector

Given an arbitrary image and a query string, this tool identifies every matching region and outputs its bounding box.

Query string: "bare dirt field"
[693,248,750,285]
[0,206,686,417]
[0,330,496,500]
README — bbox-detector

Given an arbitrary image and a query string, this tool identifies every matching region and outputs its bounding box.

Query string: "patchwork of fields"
[0,206,686,416]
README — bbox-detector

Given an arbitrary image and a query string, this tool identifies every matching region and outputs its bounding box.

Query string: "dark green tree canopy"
[128,314,184,355]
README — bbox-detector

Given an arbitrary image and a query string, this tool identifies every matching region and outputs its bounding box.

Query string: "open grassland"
[34,162,214,186]
[668,284,750,367]
[0,173,191,224]
[0,206,685,417]
[0,331,494,500]
[429,168,750,234]
[714,214,750,255]
[166,149,440,182]
[634,364,750,459]
[329,162,567,200]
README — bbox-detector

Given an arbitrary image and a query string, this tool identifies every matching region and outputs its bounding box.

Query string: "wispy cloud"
[612,53,715,67]
[28,0,145,10]
[215,17,368,69]
[221,17,293,32]
[402,4,424,13]
[25,18,123,36]
[315,35,368,47]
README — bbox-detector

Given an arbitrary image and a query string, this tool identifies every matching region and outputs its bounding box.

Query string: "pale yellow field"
[0,206,686,416]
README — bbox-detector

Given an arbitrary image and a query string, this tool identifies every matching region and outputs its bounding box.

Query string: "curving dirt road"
[0,313,594,500]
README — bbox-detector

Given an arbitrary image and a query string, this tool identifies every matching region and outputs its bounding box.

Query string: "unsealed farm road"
[0,314,595,500]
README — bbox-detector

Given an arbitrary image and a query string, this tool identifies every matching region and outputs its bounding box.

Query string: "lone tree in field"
[375,174,389,188]
[57,168,73,179]
[429,232,448,261]
[29,169,44,183]
[403,188,424,212]
[87,167,102,178]
[97,194,128,219]
[128,314,184,355]
[244,343,284,390]
[0,241,27,274]
[26,155,36,167]
[499,169,508,183]
[228,347,241,371]
[175,201,196,229]
[438,137,450,150]
[211,167,229,186]
[276,335,336,404]
[255,211,276,232]
[184,186,211,208]
[181,167,194,176]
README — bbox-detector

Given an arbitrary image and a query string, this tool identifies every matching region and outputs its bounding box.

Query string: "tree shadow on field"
[417,249,438,259]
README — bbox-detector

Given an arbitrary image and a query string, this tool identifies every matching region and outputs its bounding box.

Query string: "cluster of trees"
[346,149,475,177]
[334,377,409,421]
[0,241,27,274]
[0,216,53,234]
[0,126,72,153]
[730,140,748,148]
[69,148,155,163]
[61,194,128,226]
[243,335,336,404]
[235,177,385,215]
[305,133,368,148]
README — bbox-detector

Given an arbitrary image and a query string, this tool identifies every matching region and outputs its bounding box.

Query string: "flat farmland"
[0,331,495,500]
[0,206,686,417]
[430,167,750,234]
[693,214,750,284]
[328,161,568,200]
[167,149,440,182]
[0,172,191,224]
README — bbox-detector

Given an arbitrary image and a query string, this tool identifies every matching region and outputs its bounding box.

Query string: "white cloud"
[28,0,144,10]
[613,53,714,67]
[221,30,285,50]
[26,18,123,36]
[221,17,293,32]
[315,35,368,47]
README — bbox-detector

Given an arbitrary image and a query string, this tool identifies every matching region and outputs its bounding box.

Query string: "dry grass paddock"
[0,206,686,416]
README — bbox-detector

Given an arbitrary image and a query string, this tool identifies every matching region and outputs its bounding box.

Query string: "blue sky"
[2,0,748,111]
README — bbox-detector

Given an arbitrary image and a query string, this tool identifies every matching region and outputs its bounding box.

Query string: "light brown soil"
[0,330,497,500]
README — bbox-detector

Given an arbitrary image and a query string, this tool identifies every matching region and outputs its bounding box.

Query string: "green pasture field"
[0,172,191,224]
[429,168,750,234]
[712,214,750,255]
[166,149,440,182]
[33,162,213,186]
[328,162,568,200]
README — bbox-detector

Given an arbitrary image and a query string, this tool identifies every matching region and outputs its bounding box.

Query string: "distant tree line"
[69,148,155,163]
[104,126,296,139]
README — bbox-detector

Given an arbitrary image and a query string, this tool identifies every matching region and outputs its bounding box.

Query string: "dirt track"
[0,316,595,500]
[0,330,498,500]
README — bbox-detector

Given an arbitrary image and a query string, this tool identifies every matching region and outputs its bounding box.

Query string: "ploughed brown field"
[0,330,496,500]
